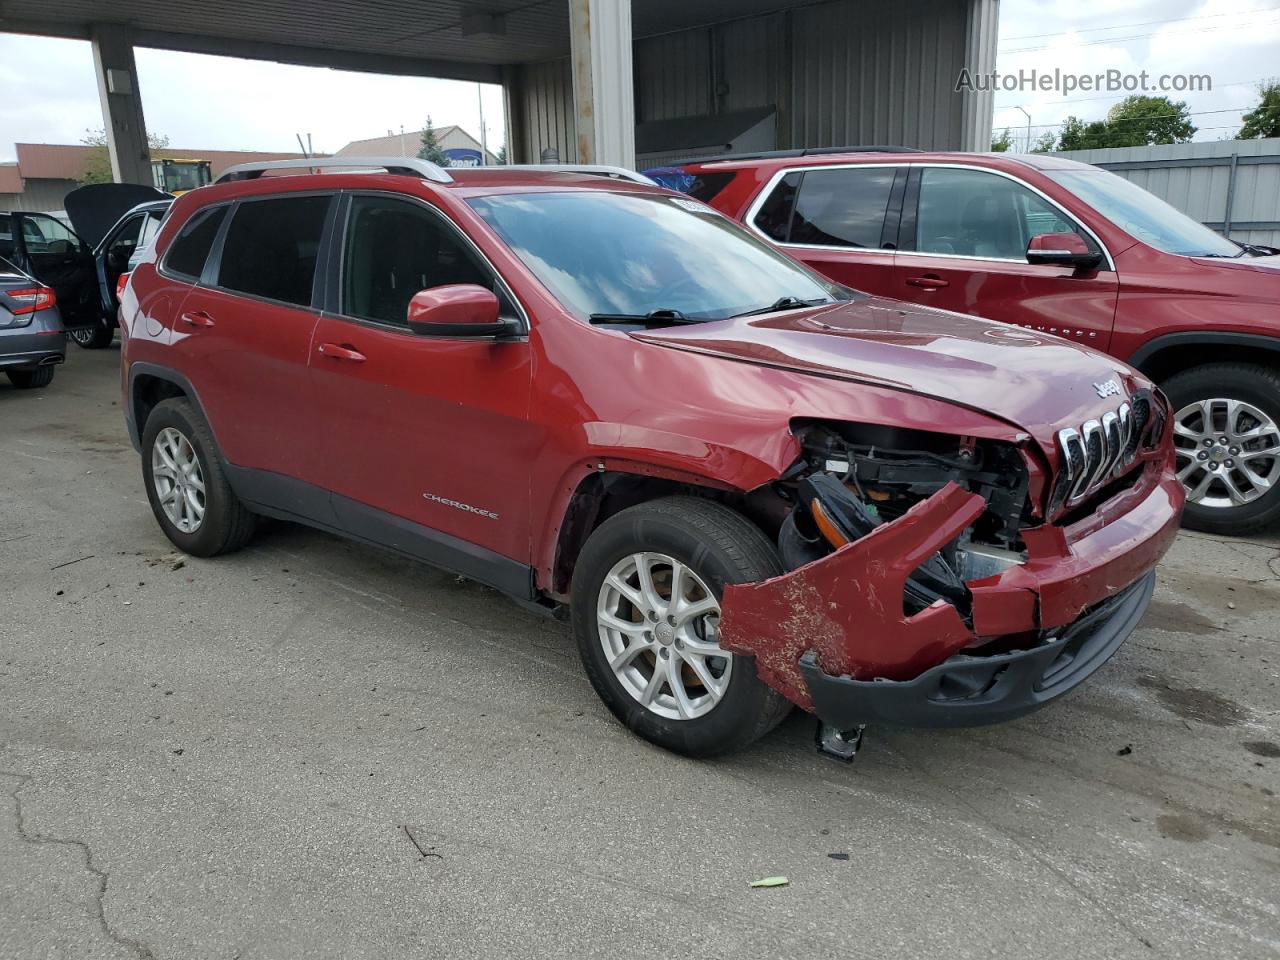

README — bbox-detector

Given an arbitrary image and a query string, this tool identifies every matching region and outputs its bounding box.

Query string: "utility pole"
[477,84,489,163]
[1015,106,1032,153]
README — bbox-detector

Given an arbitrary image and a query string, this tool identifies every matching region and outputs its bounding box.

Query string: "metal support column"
[960,0,1000,152]
[90,22,152,185]
[568,0,635,168]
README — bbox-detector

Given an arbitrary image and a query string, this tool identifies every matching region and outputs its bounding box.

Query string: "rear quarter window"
[216,195,331,308]
[163,205,229,281]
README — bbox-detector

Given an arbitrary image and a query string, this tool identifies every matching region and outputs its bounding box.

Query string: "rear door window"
[216,195,332,307]
[788,167,897,248]
[340,194,509,327]
[164,205,229,280]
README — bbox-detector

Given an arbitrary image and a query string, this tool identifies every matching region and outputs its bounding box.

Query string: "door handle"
[318,342,367,362]
[179,310,216,327]
[906,275,949,290]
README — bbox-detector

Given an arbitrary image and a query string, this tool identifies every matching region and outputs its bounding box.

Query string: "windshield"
[467,191,846,322]
[1047,168,1240,258]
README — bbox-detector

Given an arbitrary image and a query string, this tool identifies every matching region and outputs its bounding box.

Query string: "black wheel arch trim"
[1127,332,1280,375]
[126,362,219,455]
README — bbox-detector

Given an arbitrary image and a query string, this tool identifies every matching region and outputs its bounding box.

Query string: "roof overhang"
[0,0,828,83]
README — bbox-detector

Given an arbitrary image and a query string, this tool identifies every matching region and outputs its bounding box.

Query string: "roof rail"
[471,164,657,185]
[215,156,453,185]
[701,145,925,163]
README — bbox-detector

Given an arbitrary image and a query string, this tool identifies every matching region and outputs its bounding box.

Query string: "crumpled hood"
[631,295,1141,451]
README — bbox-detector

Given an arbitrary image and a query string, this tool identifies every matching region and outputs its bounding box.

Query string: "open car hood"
[64,183,172,249]
[630,296,1138,449]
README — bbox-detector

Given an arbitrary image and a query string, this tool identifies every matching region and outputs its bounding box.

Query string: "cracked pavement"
[1,348,1278,959]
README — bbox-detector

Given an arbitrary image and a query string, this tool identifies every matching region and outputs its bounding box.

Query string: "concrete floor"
[1,346,1277,960]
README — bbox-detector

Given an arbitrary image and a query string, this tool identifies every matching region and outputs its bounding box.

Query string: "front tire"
[571,496,793,756]
[1163,363,1280,535]
[141,398,256,557]
[6,366,55,389]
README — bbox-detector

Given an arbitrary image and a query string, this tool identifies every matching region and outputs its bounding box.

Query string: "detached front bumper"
[719,463,1182,727]
[801,571,1154,728]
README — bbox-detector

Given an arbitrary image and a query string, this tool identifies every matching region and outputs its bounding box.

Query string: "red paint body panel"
[631,296,1140,456]
[720,462,1182,704]
[122,165,1186,716]
[680,151,1280,370]
[719,483,986,707]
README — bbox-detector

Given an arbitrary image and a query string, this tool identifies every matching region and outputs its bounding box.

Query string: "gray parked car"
[0,255,64,388]
[2,183,170,349]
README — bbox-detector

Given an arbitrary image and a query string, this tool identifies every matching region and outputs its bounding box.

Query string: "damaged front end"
[719,416,1179,745]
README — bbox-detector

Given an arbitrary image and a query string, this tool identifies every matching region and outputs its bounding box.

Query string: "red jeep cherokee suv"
[656,149,1280,536]
[120,157,1181,758]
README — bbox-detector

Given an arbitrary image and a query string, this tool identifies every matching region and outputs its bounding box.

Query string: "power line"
[1001,15,1280,54]
[998,77,1271,109]
[998,107,1253,132]
[1001,4,1280,42]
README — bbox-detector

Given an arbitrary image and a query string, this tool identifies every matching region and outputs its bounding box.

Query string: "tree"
[494,144,508,165]
[416,118,450,166]
[1239,80,1280,139]
[1057,116,1113,151]
[1030,131,1058,154]
[1103,95,1196,146]
[78,128,171,184]
[1054,97,1196,151]
[990,128,1013,152]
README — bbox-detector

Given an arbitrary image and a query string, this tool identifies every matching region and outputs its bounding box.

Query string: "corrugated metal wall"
[511,0,985,165]
[1053,138,1280,248]
[513,58,575,163]
[789,0,967,151]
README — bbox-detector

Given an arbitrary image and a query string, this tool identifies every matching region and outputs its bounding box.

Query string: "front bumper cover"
[800,571,1154,729]
[718,463,1181,722]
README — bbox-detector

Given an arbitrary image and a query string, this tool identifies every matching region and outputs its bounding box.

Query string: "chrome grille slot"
[1051,391,1155,514]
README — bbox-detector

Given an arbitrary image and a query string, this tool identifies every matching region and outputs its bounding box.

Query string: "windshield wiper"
[589,308,704,327]
[731,296,831,319]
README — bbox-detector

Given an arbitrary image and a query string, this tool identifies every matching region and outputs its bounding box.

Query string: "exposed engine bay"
[775,421,1034,622]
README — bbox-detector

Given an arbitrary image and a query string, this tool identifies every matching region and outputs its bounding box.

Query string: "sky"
[992,0,1280,149]
[1,0,1278,163]
[0,41,506,161]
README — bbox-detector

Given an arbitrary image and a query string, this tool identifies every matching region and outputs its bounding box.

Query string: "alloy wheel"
[596,552,731,721]
[1172,397,1280,508]
[151,426,206,533]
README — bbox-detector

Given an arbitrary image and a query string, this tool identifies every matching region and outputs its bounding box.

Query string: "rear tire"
[1163,362,1280,536]
[6,367,55,389]
[141,398,256,557]
[571,496,793,756]
[69,320,115,349]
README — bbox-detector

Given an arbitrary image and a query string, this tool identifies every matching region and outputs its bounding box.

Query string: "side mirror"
[406,284,509,338]
[1026,232,1102,271]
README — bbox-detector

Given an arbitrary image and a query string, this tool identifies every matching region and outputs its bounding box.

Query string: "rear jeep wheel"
[141,398,256,557]
[571,496,792,756]
[1164,363,1280,535]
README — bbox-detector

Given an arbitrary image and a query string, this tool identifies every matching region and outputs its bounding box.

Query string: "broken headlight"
[778,421,1033,618]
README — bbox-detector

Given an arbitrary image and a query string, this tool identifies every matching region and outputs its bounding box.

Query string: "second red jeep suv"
[655,149,1280,536]
[120,158,1181,758]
